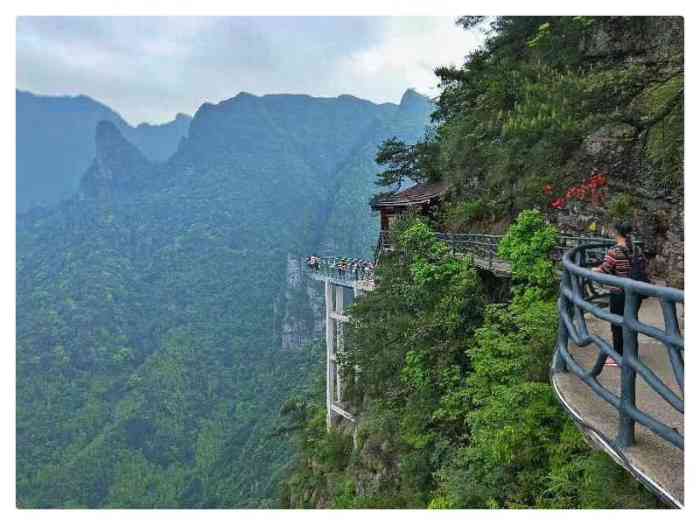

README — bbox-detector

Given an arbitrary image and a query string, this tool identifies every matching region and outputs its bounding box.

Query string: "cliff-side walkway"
[552,243,684,507]
[552,299,684,506]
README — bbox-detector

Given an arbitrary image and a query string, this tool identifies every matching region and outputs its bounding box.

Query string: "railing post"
[617,288,641,447]
[553,273,570,373]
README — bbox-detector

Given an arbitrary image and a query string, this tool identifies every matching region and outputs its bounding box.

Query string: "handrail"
[307,256,376,282]
[315,232,633,283]
[552,243,684,449]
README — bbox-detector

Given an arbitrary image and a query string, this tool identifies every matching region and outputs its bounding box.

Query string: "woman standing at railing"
[592,222,646,367]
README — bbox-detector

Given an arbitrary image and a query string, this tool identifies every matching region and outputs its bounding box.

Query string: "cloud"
[16,16,485,125]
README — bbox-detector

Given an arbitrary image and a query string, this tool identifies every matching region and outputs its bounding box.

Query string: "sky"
[16,16,487,125]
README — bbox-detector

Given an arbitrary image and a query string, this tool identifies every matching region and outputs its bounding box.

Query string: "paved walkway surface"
[552,298,684,507]
[455,253,512,277]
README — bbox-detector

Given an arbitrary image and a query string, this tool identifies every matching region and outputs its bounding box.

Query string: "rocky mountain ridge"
[16,89,192,211]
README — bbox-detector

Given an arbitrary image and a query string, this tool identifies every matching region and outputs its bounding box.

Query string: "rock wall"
[547,17,684,288]
[278,253,325,351]
[547,120,683,288]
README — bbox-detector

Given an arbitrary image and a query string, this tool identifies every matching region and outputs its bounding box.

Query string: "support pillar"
[325,280,336,430]
[324,279,356,430]
[335,286,344,402]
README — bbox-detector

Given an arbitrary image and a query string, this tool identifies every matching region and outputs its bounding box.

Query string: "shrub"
[607,193,636,221]
[497,209,559,291]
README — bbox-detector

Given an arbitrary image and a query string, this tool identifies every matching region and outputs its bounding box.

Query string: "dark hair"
[613,222,633,251]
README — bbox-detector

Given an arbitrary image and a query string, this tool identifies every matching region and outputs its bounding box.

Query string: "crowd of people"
[305,255,374,281]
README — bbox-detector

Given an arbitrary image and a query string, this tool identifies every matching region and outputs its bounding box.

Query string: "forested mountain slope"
[16,90,192,211]
[16,90,432,507]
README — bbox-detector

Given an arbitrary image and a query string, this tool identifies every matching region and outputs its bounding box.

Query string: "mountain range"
[16,89,192,212]
[16,88,433,507]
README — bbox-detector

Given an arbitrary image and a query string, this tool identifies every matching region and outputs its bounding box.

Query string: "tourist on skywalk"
[306,255,375,280]
[592,222,648,367]
[306,255,320,271]
[362,261,373,280]
[336,259,346,278]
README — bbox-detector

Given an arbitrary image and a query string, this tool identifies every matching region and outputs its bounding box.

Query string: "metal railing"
[376,230,613,269]
[375,230,392,261]
[307,256,375,283]
[553,243,684,449]
[315,231,637,286]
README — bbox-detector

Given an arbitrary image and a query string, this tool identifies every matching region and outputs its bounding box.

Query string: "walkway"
[310,231,612,286]
[552,243,684,507]
[552,298,684,506]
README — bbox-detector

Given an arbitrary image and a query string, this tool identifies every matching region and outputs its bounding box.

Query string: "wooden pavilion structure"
[371,180,449,231]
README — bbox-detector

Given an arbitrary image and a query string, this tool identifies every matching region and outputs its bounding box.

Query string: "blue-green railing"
[375,230,612,267]
[321,231,616,284]
[553,243,684,449]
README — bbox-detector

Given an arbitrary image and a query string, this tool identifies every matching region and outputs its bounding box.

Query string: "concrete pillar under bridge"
[323,278,364,430]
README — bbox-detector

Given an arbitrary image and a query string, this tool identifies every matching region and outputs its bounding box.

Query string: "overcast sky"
[16,16,486,125]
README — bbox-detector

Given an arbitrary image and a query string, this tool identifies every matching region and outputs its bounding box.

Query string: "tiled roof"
[372,180,449,209]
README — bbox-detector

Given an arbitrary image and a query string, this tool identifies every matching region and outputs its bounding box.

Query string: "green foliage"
[16,93,432,508]
[443,199,490,230]
[282,218,485,507]
[607,193,637,221]
[497,209,558,290]
[427,216,658,509]
[375,134,441,188]
[284,212,661,509]
[426,16,683,220]
[545,421,660,508]
[637,74,684,187]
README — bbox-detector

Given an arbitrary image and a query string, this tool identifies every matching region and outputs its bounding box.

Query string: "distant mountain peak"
[399,88,430,107]
[134,113,192,130]
[81,120,152,199]
[17,90,190,211]
[95,120,146,160]
[95,120,123,145]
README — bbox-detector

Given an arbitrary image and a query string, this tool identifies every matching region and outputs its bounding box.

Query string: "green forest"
[16,90,431,507]
[280,16,683,508]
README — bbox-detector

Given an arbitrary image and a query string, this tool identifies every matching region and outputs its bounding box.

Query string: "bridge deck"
[308,271,375,291]
[552,298,684,507]
[455,253,512,276]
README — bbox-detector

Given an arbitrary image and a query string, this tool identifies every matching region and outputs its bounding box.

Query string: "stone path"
[551,298,684,507]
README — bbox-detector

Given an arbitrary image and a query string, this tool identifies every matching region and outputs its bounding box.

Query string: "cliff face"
[434,16,683,288]
[547,17,683,287]
[552,128,684,287]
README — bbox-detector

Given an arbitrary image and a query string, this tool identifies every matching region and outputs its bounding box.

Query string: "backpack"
[621,245,651,285]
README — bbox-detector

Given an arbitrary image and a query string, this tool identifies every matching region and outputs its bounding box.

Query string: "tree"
[374,135,441,189]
